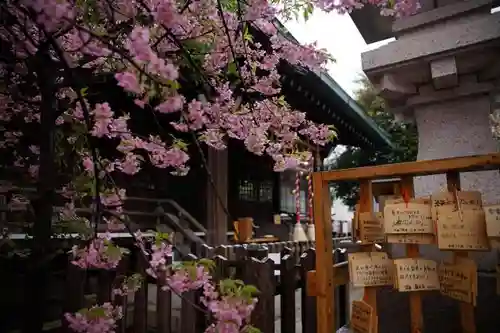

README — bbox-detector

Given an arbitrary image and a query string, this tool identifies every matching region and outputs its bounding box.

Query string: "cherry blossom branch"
[65,24,240,234]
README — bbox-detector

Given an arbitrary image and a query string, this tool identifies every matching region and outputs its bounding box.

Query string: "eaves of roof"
[313,70,395,149]
[272,19,394,149]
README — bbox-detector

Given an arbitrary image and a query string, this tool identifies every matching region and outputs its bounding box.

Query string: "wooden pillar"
[358,180,378,333]
[272,172,281,214]
[400,176,424,333]
[315,147,323,171]
[312,172,334,333]
[446,171,476,333]
[206,147,228,246]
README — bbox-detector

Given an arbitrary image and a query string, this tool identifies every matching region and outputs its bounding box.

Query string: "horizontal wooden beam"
[320,153,500,182]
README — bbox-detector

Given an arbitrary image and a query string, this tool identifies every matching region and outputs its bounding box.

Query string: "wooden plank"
[157,256,172,333]
[206,146,228,245]
[400,176,424,333]
[115,257,129,333]
[134,253,148,333]
[446,171,476,333]
[359,180,378,333]
[320,153,500,182]
[307,263,350,297]
[281,253,297,333]
[333,262,350,286]
[301,249,318,332]
[312,173,334,333]
[244,258,276,333]
[307,270,318,296]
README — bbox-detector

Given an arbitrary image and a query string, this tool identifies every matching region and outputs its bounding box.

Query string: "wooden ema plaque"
[384,197,435,244]
[436,207,489,251]
[351,300,375,333]
[358,212,384,244]
[384,198,433,234]
[438,257,477,305]
[386,234,434,244]
[394,258,440,292]
[484,204,500,238]
[348,252,393,287]
[378,194,400,213]
[431,191,482,221]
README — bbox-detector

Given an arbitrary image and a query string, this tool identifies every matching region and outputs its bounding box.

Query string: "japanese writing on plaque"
[436,208,489,251]
[438,261,476,304]
[384,201,433,234]
[386,234,435,245]
[431,191,482,221]
[358,212,384,244]
[484,204,500,237]
[351,300,374,333]
[348,252,393,287]
[394,258,440,292]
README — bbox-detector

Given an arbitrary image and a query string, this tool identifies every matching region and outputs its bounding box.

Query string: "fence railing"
[1,239,358,333]
[74,246,349,333]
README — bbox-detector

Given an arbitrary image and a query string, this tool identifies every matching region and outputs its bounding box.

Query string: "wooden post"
[399,176,423,333]
[446,171,476,333]
[358,180,378,333]
[280,253,297,333]
[244,257,276,333]
[312,173,334,333]
[206,147,228,245]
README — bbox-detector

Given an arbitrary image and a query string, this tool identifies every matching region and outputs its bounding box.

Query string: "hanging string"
[295,171,301,224]
[401,188,410,208]
[452,186,463,221]
[307,152,314,223]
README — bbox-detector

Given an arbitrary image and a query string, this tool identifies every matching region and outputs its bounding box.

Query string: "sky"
[282,10,393,221]
[283,10,393,98]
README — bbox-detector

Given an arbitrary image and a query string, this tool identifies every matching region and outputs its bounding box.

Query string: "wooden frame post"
[312,172,334,333]
[400,176,423,333]
[358,180,378,316]
[446,171,476,333]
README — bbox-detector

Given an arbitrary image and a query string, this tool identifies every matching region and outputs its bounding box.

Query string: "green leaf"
[173,139,189,151]
[241,284,259,299]
[277,95,286,106]
[243,24,253,42]
[167,80,180,90]
[105,244,125,261]
[244,325,262,333]
[197,258,215,271]
[186,265,198,280]
[227,62,238,76]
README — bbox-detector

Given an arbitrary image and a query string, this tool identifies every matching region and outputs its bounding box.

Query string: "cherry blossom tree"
[0,0,419,332]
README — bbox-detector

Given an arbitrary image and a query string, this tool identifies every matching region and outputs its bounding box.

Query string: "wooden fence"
[65,245,347,333]
[1,239,354,333]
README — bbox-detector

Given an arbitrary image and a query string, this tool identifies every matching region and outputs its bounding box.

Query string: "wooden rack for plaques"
[309,153,500,333]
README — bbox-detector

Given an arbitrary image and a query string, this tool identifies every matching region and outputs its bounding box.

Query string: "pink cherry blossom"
[0,0,420,332]
[115,72,142,94]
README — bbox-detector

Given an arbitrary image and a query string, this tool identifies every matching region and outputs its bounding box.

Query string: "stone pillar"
[413,93,500,203]
[361,0,500,268]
